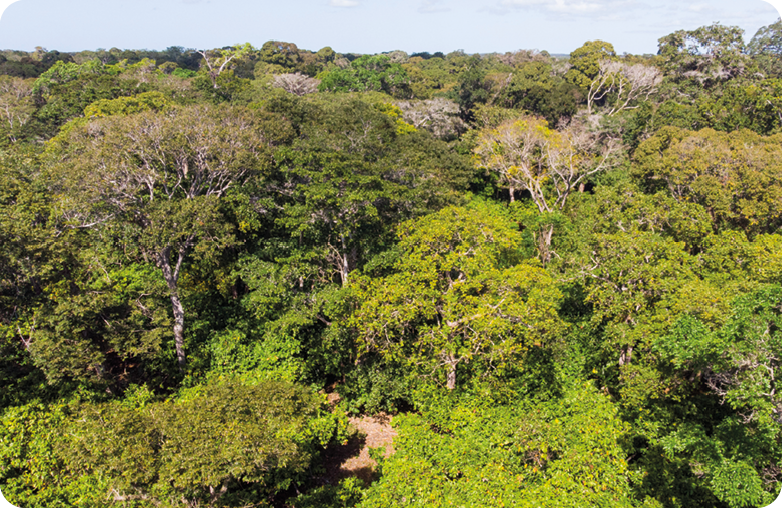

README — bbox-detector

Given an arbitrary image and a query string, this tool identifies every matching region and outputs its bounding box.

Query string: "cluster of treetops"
[1,17,782,508]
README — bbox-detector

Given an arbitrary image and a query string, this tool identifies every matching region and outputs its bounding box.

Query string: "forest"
[0,18,781,508]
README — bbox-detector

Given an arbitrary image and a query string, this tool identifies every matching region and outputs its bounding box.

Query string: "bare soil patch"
[319,394,397,486]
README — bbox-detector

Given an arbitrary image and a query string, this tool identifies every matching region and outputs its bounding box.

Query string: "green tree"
[48,105,289,368]
[566,40,616,90]
[633,126,782,236]
[318,55,411,98]
[350,203,562,390]
[196,43,254,89]
[0,76,35,143]
[258,41,303,73]
[657,23,748,84]
[361,383,658,508]
[62,381,347,506]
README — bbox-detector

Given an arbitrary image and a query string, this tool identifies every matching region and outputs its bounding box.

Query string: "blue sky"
[0,0,778,56]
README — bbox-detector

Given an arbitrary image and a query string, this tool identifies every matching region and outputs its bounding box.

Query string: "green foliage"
[646,286,782,508]
[29,258,172,386]
[0,402,109,508]
[375,102,417,134]
[566,40,616,89]
[59,379,348,507]
[32,59,111,95]
[496,62,582,124]
[319,55,411,98]
[6,34,782,508]
[171,67,196,78]
[633,126,782,236]
[350,201,563,391]
[361,383,658,508]
[292,477,366,508]
[83,90,169,117]
[657,23,748,84]
[207,329,305,382]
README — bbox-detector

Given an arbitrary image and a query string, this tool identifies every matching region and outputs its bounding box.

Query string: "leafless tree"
[474,115,621,262]
[384,50,409,63]
[0,76,34,142]
[587,60,662,115]
[272,73,320,96]
[395,98,465,139]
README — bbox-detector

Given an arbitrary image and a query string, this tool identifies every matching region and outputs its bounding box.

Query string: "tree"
[455,55,491,120]
[566,40,616,90]
[272,72,320,96]
[259,41,303,72]
[48,105,289,368]
[318,55,411,98]
[394,98,465,140]
[196,43,254,89]
[494,61,582,124]
[586,60,662,115]
[0,76,35,143]
[31,59,108,96]
[650,287,782,508]
[748,18,782,57]
[361,384,655,508]
[657,23,748,83]
[350,203,562,390]
[633,126,782,236]
[82,90,169,117]
[749,18,782,78]
[4,381,349,508]
[473,115,620,262]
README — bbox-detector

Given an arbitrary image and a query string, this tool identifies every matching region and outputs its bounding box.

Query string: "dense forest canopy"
[1,18,782,508]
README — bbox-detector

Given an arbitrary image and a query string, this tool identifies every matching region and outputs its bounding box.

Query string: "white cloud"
[496,0,640,17]
[329,0,360,6]
[419,0,450,13]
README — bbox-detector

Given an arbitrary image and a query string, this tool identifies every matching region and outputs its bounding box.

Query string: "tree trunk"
[158,247,187,369]
[538,224,555,265]
[446,355,457,390]
[339,235,350,287]
[509,182,516,203]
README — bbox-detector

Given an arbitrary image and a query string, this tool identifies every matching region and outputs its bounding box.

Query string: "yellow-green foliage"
[375,102,417,135]
[350,201,563,390]
[361,383,660,508]
[83,91,170,118]
[634,126,782,236]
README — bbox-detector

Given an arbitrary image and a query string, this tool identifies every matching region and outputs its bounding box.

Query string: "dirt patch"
[319,394,397,486]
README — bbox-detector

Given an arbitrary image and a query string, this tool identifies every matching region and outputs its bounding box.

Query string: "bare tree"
[587,60,662,115]
[395,98,465,139]
[474,115,620,262]
[0,76,34,142]
[272,73,320,96]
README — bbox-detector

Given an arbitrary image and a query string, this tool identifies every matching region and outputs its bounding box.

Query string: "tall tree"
[196,43,254,89]
[473,114,620,262]
[48,105,290,368]
[350,203,562,390]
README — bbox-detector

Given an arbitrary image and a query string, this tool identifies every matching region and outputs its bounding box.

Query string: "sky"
[0,0,779,56]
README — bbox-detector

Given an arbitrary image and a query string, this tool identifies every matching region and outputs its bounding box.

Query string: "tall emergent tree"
[473,115,620,262]
[49,105,287,368]
[196,43,255,88]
